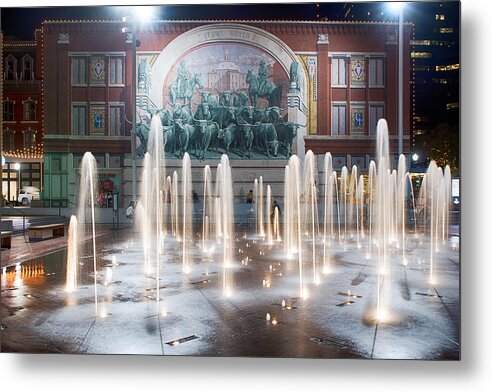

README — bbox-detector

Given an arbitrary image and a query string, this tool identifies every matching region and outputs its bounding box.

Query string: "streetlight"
[412,153,419,162]
[389,2,405,157]
[121,15,138,205]
[14,163,21,203]
[122,6,156,205]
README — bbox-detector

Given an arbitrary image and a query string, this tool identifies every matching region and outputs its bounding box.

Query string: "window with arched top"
[22,54,34,81]
[3,100,14,121]
[3,129,15,151]
[23,100,36,121]
[5,54,17,80]
[24,130,37,149]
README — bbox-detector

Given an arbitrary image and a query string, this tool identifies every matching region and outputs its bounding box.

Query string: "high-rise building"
[325,2,460,170]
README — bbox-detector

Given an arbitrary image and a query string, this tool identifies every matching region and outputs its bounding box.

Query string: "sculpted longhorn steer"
[162,124,177,154]
[173,103,193,125]
[220,91,233,107]
[255,123,279,158]
[212,105,236,130]
[233,91,249,107]
[217,123,238,155]
[195,103,212,121]
[194,120,219,160]
[237,120,254,158]
[274,122,300,157]
[174,119,197,158]
[235,105,254,124]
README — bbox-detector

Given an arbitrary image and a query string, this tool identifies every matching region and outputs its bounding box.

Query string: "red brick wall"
[41,20,412,157]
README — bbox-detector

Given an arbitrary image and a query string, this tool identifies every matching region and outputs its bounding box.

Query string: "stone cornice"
[42,19,412,36]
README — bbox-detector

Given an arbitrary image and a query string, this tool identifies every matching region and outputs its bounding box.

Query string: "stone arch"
[149,23,308,109]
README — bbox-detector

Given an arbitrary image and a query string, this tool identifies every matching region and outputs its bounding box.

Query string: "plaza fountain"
[66,151,99,315]
[65,116,453,329]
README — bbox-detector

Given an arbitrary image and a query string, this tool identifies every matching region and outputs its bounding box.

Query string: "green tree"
[426,122,459,175]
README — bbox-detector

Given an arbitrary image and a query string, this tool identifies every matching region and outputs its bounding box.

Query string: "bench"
[28,223,65,242]
[1,231,12,249]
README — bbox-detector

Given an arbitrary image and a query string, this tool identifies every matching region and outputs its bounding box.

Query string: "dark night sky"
[0,2,459,41]
[1,3,326,40]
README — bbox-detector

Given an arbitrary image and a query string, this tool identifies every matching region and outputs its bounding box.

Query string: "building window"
[3,130,15,151]
[90,56,106,85]
[435,14,445,20]
[332,104,347,135]
[440,28,453,33]
[410,40,431,46]
[350,106,365,135]
[21,55,34,81]
[369,58,384,87]
[5,55,17,81]
[331,57,346,86]
[411,52,432,59]
[72,105,87,135]
[109,105,125,136]
[90,106,106,135]
[369,104,385,135]
[23,100,36,121]
[24,131,36,149]
[109,57,124,85]
[350,56,366,86]
[3,101,14,121]
[435,64,459,71]
[71,57,87,85]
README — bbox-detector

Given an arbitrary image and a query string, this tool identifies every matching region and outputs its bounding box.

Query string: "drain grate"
[190,279,210,285]
[310,336,348,348]
[338,292,362,298]
[415,292,442,298]
[271,303,297,309]
[166,335,199,346]
[336,300,355,307]
[145,285,168,291]
[1,288,18,292]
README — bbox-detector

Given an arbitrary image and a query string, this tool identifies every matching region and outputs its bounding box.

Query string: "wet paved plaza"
[0,227,460,359]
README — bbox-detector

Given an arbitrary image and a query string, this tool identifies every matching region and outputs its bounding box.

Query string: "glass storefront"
[2,162,42,205]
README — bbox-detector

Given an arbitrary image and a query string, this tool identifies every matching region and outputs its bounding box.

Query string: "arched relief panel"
[149,23,308,110]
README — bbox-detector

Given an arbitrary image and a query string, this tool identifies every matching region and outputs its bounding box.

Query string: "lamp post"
[389,2,405,156]
[398,3,404,157]
[123,7,154,204]
[14,162,20,204]
[122,14,138,204]
[131,13,137,204]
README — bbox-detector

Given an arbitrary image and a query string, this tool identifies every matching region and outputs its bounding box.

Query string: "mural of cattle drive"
[136,43,304,160]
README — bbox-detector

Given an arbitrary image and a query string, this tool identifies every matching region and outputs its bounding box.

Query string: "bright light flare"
[388,2,405,13]
[134,6,156,23]
[376,308,388,322]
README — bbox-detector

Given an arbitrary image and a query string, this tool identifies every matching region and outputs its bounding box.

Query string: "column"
[57,33,70,134]
[316,33,329,135]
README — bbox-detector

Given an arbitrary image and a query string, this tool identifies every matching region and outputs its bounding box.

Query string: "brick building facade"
[1,30,44,204]
[4,18,411,206]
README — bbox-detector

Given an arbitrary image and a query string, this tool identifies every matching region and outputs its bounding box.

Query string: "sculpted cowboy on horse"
[169,60,204,105]
[246,61,281,108]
